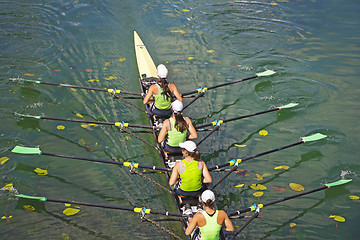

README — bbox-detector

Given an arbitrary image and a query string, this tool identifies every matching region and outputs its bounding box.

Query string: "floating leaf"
[234,144,246,147]
[272,186,285,192]
[57,125,65,130]
[88,124,98,127]
[53,69,61,72]
[78,139,86,146]
[250,184,267,190]
[235,64,242,66]
[76,113,83,118]
[262,173,271,177]
[34,168,48,175]
[329,215,345,222]
[81,124,88,129]
[88,79,99,82]
[105,76,117,80]
[349,195,359,200]
[85,146,93,152]
[274,165,289,170]
[259,130,268,136]
[253,192,264,197]
[254,174,263,181]
[70,88,77,92]
[85,68,93,72]
[188,57,194,60]
[206,50,214,53]
[63,208,80,216]
[124,136,131,141]
[290,223,296,228]
[0,156,9,165]
[105,62,111,66]
[1,183,17,193]
[170,30,185,34]
[65,203,71,207]
[289,183,304,192]
[1,215,12,219]
[24,73,35,76]
[74,206,81,209]
[182,9,190,12]
[62,233,70,240]
[271,2,277,5]
[23,205,35,211]
[235,184,244,188]
[119,58,126,62]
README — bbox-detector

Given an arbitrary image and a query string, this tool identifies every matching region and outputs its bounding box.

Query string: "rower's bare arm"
[143,85,154,104]
[186,118,198,139]
[185,213,200,235]
[157,120,169,143]
[169,162,180,186]
[170,84,183,102]
[202,162,212,183]
[221,211,235,232]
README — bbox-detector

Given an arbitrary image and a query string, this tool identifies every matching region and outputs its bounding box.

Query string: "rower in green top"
[169,141,212,198]
[158,100,197,155]
[143,64,182,117]
[185,190,234,240]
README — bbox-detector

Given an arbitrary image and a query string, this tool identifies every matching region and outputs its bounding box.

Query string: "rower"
[143,64,182,118]
[185,190,234,239]
[158,100,197,159]
[169,141,211,214]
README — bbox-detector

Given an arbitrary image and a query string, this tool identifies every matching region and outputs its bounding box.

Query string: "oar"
[209,133,327,190]
[11,78,143,96]
[15,194,185,217]
[11,146,171,172]
[229,179,352,217]
[181,70,276,97]
[15,113,153,129]
[230,209,260,240]
[195,103,298,130]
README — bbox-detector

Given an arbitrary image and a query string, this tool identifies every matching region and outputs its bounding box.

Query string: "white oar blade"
[257,70,276,77]
[301,133,327,143]
[278,103,299,109]
[12,146,41,155]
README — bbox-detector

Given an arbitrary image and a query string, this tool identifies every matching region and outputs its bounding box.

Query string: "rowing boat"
[134,31,228,240]
[134,30,189,238]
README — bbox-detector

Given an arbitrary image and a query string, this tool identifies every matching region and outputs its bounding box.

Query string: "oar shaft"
[195,108,279,129]
[183,92,205,110]
[42,152,170,171]
[197,125,220,146]
[230,211,259,240]
[208,141,304,171]
[210,165,238,190]
[36,81,142,96]
[229,186,328,216]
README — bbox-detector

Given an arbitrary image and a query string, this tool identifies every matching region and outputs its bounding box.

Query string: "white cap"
[157,64,168,78]
[171,100,183,113]
[179,141,197,153]
[201,190,215,203]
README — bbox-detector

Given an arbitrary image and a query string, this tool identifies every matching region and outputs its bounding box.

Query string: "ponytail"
[188,149,200,161]
[174,112,188,132]
[204,200,215,207]
[158,78,172,100]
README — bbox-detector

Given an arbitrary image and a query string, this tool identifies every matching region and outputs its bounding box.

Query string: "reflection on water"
[1,0,359,239]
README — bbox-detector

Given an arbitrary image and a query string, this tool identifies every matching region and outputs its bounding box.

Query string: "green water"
[1,0,359,239]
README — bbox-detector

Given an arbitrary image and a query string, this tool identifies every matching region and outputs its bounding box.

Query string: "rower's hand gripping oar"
[181,70,276,97]
[209,133,327,190]
[11,145,171,172]
[15,113,153,130]
[196,103,298,146]
[11,78,143,96]
[229,179,352,217]
[15,194,186,217]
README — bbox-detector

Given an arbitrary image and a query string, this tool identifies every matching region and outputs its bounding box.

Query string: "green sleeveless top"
[199,211,222,240]
[167,118,188,147]
[153,84,171,110]
[179,159,202,192]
